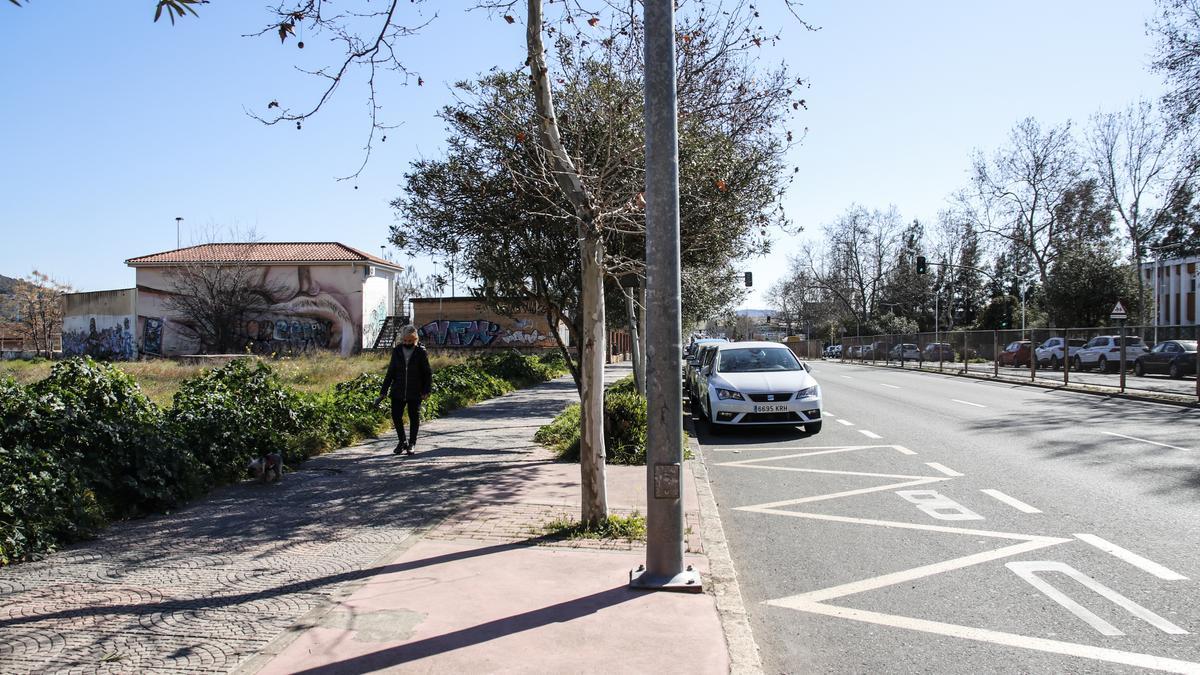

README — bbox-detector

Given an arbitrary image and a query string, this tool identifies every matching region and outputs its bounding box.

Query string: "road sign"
[1109,301,1127,321]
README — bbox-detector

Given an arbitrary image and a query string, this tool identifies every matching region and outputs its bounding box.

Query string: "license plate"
[753,404,789,413]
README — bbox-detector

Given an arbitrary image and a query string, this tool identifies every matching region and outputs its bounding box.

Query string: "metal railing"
[837,324,1199,401]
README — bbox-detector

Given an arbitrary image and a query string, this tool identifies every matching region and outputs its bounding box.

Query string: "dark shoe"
[393,440,408,455]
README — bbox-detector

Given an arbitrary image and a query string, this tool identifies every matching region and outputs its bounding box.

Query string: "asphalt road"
[694,360,1200,674]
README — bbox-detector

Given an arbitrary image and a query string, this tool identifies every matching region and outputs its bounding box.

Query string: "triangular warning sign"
[1110,301,1127,318]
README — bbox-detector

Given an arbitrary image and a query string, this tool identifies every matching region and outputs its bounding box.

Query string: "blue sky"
[0,1,1169,309]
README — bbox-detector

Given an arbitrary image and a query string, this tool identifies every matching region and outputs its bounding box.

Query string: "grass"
[542,512,647,541]
[0,351,470,407]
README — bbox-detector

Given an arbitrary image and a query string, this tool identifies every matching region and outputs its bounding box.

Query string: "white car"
[1034,337,1085,370]
[698,341,822,434]
[1073,335,1149,373]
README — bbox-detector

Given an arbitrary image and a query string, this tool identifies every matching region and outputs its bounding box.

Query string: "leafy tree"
[1043,244,1139,328]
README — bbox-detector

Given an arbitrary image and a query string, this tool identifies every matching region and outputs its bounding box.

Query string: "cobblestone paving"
[0,377,585,675]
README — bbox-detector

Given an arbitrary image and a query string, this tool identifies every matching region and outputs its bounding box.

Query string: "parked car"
[698,341,822,435]
[1034,337,1086,370]
[1073,335,1149,373]
[1134,339,1198,379]
[684,337,727,397]
[922,342,955,362]
[687,342,723,403]
[846,345,861,359]
[889,343,921,361]
[998,340,1033,367]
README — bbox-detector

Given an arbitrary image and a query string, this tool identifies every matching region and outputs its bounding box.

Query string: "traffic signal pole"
[631,0,701,592]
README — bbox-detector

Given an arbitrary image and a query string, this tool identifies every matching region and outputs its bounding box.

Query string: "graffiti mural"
[242,317,333,355]
[63,316,136,361]
[142,317,163,355]
[420,320,502,347]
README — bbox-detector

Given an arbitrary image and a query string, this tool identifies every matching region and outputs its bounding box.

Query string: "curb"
[688,433,764,675]
[834,359,1199,409]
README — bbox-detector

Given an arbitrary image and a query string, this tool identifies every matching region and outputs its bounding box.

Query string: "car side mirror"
[802,362,812,373]
[686,355,698,366]
[701,364,713,376]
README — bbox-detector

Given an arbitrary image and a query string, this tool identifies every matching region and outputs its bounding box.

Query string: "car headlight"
[716,388,744,400]
[796,385,820,400]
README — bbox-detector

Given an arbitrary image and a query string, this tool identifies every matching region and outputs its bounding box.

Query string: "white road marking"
[858,429,882,439]
[836,419,854,426]
[1100,431,1194,452]
[951,398,987,408]
[775,600,1200,674]
[880,383,901,389]
[1074,533,1188,581]
[840,375,853,379]
[897,490,984,521]
[1007,561,1188,636]
[894,445,917,455]
[925,462,963,477]
[981,489,1042,514]
[823,411,836,417]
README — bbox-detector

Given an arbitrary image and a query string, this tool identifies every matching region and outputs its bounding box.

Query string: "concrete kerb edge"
[688,435,764,675]
[840,360,1200,409]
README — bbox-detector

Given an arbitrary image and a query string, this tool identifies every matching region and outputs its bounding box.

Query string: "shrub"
[0,443,104,565]
[168,359,309,487]
[536,376,650,465]
[423,363,512,419]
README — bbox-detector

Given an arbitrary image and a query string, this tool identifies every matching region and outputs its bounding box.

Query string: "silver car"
[698,341,822,435]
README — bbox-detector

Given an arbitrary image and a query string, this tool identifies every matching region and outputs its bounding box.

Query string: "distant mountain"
[0,274,17,294]
[735,308,773,318]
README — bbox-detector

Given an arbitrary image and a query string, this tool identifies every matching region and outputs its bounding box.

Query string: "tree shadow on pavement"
[288,585,641,675]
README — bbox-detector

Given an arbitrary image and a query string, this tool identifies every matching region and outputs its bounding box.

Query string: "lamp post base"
[629,564,704,593]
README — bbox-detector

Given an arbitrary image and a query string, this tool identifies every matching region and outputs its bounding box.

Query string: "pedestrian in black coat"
[375,324,433,455]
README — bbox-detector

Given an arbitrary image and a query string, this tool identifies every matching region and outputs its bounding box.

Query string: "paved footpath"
[0,364,743,674]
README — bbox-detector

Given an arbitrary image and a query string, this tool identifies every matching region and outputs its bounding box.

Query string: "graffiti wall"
[411,298,565,349]
[63,315,136,360]
[62,289,138,360]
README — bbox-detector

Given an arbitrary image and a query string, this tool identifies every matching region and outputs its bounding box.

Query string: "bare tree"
[1088,99,1200,323]
[1150,0,1200,130]
[804,205,904,327]
[962,117,1087,297]
[6,271,71,358]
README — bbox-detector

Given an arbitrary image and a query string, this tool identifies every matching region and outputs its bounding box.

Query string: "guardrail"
[838,325,1199,402]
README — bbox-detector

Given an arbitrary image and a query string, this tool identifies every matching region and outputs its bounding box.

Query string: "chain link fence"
[838,324,1199,401]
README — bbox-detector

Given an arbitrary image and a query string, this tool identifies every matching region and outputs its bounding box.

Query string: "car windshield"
[718,347,802,372]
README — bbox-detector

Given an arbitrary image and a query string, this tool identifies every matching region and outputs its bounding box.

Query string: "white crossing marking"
[981,489,1042,514]
[1007,561,1188,636]
[823,412,836,418]
[897,490,984,521]
[893,445,917,455]
[1074,533,1188,581]
[951,398,987,408]
[775,600,1200,674]
[859,430,882,439]
[880,383,901,389]
[836,419,854,426]
[1100,431,1194,452]
[840,375,853,379]
[925,462,963,477]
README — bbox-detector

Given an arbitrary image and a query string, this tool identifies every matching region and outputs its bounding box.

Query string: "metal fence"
[838,324,1199,401]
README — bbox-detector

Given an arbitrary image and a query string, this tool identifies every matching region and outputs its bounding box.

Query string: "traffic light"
[916,255,927,274]
[744,272,753,287]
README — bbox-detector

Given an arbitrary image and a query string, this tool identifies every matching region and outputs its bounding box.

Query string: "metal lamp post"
[631,0,700,592]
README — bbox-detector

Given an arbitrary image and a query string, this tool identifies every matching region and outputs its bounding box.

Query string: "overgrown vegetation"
[536,375,671,465]
[542,511,646,542]
[0,350,566,565]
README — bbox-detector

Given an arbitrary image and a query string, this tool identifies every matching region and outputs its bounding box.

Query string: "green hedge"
[535,375,652,465]
[0,350,566,565]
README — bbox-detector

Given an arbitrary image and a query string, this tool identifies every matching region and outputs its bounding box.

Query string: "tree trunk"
[625,288,644,396]
[579,233,608,524]
[527,0,607,524]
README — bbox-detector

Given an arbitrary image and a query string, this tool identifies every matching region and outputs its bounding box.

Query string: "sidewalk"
[0,363,740,674]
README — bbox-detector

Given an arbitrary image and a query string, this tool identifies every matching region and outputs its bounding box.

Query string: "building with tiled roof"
[62,242,405,359]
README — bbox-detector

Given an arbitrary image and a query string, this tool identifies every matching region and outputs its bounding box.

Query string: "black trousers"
[390,398,421,445]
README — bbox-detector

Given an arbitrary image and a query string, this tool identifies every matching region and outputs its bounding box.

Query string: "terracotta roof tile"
[126,242,399,268]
